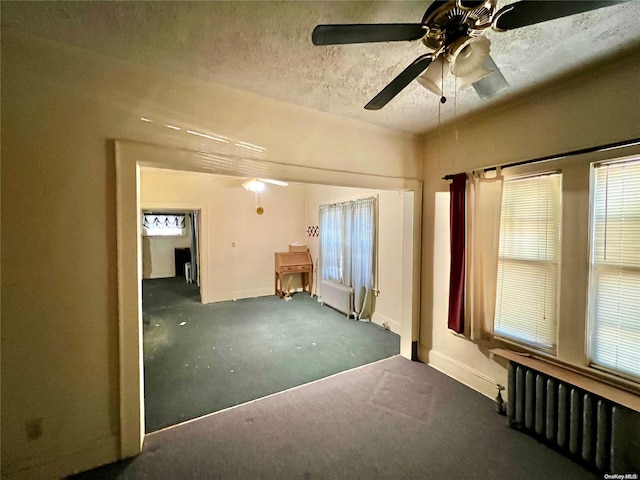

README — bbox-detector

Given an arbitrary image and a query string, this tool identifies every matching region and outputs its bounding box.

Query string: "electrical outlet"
[26,418,43,440]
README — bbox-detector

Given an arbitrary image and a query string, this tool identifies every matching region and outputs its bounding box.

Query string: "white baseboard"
[206,287,314,304]
[370,312,401,335]
[1,434,119,480]
[419,347,500,400]
[146,272,174,279]
[207,288,275,303]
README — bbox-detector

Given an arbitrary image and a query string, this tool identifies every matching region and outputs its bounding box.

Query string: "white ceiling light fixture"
[448,36,491,87]
[242,179,265,192]
[472,55,510,99]
[417,57,444,97]
[241,178,288,192]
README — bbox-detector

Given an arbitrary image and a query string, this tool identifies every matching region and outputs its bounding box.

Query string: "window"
[142,213,186,237]
[494,173,562,353]
[319,204,344,282]
[319,197,376,295]
[588,159,640,380]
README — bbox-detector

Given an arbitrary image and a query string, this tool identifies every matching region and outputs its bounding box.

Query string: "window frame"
[586,157,640,383]
[485,149,640,391]
[493,171,563,354]
[318,196,377,287]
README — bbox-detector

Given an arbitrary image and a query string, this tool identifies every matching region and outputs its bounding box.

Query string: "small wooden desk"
[275,251,313,298]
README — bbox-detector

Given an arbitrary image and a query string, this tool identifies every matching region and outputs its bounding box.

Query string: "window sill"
[490,347,640,414]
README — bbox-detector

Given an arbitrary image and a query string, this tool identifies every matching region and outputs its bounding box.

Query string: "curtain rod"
[442,137,640,181]
[319,194,377,208]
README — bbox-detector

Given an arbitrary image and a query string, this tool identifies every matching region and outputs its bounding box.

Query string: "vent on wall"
[507,362,640,473]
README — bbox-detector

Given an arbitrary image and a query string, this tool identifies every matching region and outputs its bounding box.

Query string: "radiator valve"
[495,384,506,415]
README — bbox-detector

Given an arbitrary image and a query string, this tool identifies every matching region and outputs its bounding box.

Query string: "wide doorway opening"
[116,140,421,456]
[140,168,406,433]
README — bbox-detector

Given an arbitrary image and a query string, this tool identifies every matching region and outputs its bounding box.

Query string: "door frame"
[140,205,206,298]
[115,139,422,458]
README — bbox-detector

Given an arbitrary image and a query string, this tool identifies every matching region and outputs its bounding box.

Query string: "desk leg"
[276,273,285,298]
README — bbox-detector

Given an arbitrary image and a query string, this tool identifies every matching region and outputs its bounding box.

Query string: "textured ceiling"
[3,1,640,134]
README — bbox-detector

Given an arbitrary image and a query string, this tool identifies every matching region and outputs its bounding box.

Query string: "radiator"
[320,280,354,319]
[507,362,640,473]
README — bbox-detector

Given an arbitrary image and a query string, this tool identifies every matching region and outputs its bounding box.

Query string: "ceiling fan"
[241,178,289,192]
[312,0,625,110]
[240,178,289,215]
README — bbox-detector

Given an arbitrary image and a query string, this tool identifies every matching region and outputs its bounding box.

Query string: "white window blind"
[589,159,640,380]
[494,173,562,353]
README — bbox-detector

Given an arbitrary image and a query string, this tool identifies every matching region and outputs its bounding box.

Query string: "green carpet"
[142,278,400,432]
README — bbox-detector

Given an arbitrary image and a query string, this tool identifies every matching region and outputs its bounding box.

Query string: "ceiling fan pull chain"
[454,75,458,119]
[440,57,447,104]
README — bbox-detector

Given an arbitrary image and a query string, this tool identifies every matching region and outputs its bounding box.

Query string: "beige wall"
[141,169,307,301]
[305,185,407,333]
[419,48,640,398]
[0,31,419,479]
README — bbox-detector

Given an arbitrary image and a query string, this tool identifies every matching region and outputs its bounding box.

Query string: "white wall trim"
[115,139,422,459]
[140,200,209,303]
[1,434,118,480]
[208,288,277,303]
[420,347,500,400]
[371,311,401,335]
[115,144,144,459]
[147,272,176,279]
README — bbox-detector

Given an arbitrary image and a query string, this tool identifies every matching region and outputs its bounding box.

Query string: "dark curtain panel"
[448,173,466,333]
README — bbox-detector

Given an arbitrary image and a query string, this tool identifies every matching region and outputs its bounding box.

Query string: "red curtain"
[448,174,466,333]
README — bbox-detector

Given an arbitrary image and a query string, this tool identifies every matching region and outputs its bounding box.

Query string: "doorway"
[116,140,421,456]
[141,210,200,286]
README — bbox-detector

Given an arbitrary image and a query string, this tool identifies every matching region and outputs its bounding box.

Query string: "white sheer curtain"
[344,197,375,318]
[465,170,503,341]
[319,197,376,318]
[319,204,343,283]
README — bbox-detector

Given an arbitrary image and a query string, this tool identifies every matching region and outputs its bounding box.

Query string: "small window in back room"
[142,213,186,237]
[494,172,562,353]
[588,158,640,381]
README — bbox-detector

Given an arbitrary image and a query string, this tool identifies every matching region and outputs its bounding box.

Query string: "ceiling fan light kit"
[312,0,627,110]
[447,36,490,81]
[471,55,509,100]
[242,179,265,192]
[241,178,288,192]
[417,58,444,97]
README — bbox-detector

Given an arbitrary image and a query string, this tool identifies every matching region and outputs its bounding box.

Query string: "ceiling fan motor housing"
[421,0,496,53]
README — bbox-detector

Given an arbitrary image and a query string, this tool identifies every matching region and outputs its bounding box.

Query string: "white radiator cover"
[320,280,354,319]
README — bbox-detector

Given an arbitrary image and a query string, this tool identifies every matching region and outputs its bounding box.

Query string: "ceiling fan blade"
[365,55,433,110]
[258,178,288,187]
[312,24,426,45]
[494,1,627,31]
